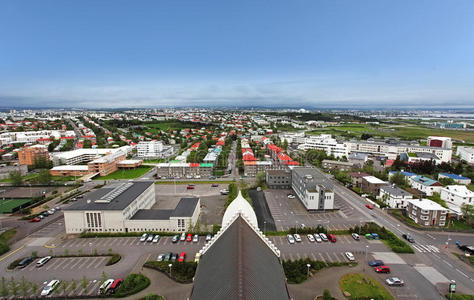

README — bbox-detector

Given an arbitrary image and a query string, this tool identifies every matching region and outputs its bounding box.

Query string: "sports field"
[94,166,153,180]
[0,198,31,213]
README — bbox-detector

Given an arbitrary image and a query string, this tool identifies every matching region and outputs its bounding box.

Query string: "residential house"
[440,185,474,214]
[379,185,413,209]
[408,175,443,196]
[361,176,387,195]
[406,198,447,227]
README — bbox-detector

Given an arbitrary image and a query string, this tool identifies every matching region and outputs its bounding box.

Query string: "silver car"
[313,233,322,243]
[287,234,295,244]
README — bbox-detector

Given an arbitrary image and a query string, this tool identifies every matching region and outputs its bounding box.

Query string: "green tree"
[439,177,456,186]
[81,276,88,293]
[323,289,333,300]
[256,172,265,188]
[19,276,28,297]
[64,249,69,256]
[38,169,52,185]
[389,172,407,187]
[461,203,474,225]
[100,272,107,285]
[61,280,67,294]
[1,277,8,297]
[70,279,77,294]
[9,277,18,297]
[9,171,23,186]
[31,282,38,296]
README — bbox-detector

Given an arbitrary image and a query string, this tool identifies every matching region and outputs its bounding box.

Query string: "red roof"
[385,159,395,167]
[36,138,51,142]
[286,161,299,166]
[190,163,199,167]
[277,153,292,161]
[267,144,283,153]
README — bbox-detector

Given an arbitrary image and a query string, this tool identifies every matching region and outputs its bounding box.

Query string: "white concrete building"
[291,167,334,210]
[408,175,443,196]
[51,146,132,166]
[297,134,348,158]
[406,199,447,227]
[379,185,413,209]
[0,130,75,145]
[440,185,474,214]
[137,141,174,159]
[456,146,474,164]
[63,181,200,234]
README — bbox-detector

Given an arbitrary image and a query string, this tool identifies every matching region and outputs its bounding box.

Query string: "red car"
[178,252,186,262]
[29,217,41,222]
[327,234,337,243]
[186,185,195,190]
[186,233,192,242]
[375,266,391,273]
[365,204,374,209]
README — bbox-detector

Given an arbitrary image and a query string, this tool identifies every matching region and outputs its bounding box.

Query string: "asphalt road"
[249,189,277,232]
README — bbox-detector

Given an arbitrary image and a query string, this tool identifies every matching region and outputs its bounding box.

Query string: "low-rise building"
[297,134,348,158]
[291,167,334,210]
[440,185,474,214]
[266,169,292,189]
[456,146,474,164]
[348,172,369,188]
[361,176,387,195]
[400,152,441,165]
[243,161,274,177]
[156,162,213,178]
[49,165,90,177]
[117,159,143,169]
[51,146,132,166]
[379,185,413,209]
[137,141,174,158]
[0,164,28,180]
[406,198,447,227]
[408,175,443,196]
[87,150,127,176]
[321,160,354,171]
[438,173,471,185]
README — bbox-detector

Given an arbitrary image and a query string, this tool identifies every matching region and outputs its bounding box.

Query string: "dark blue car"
[368,260,384,267]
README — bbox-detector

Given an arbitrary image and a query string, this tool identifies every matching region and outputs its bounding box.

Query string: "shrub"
[7,258,24,270]
[144,261,197,283]
[140,294,164,300]
[106,254,121,266]
[349,222,414,253]
[288,226,327,235]
[282,258,327,284]
[114,273,150,298]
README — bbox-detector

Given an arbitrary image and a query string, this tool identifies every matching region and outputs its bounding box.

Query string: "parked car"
[107,278,123,295]
[18,257,33,269]
[147,234,154,242]
[187,185,195,190]
[386,277,404,286]
[98,279,114,295]
[209,176,216,180]
[458,244,474,255]
[171,253,178,262]
[30,217,41,222]
[180,232,186,241]
[375,266,391,273]
[36,256,52,268]
[319,233,328,242]
[307,234,315,242]
[152,235,160,243]
[211,183,219,187]
[351,233,360,240]
[365,204,374,210]
[402,233,415,243]
[186,233,192,242]
[41,279,60,296]
[171,235,179,243]
[206,233,212,241]
[368,260,384,267]
[287,194,295,199]
[371,233,379,240]
[193,234,199,243]
[313,233,322,243]
[140,233,148,242]
[157,254,164,261]
[345,252,355,261]
[293,234,302,243]
[287,234,295,244]
[194,252,201,263]
[220,189,229,195]
[164,252,172,261]
[178,252,186,262]
[365,233,373,240]
[327,234,337,243]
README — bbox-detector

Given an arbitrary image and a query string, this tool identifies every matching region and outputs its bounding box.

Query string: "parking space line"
[339,252,347,262]
[85,257,100,269]
[87,281,100,296]
[45,259,59,270]
[162,238,168,246]
[311,253,317,260]
[77,257,90,269]
[289,253,294,260]
[61,258,77,270]
[324,253,333,262]
[69,257,85,269]
[53,258,69,270]
[317,253,325,262]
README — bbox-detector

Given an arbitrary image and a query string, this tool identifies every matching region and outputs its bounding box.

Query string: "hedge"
[349,222,414,254]
[114,273,150,298]
[144,261,197,283]
[282,258,357,284]
[106,254,121,266]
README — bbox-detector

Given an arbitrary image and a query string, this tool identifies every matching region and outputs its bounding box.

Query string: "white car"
[307,234,315,242]
[41,279,60,296]
[319,233,328,242]
[140,233,148,242]
[146,234,154,242]
[287,234,295,244]
[313,233,322,243]
[220,189,229,195]
[287,194,295,199]
[157,254,164,261]
[351,233,360,240]
[36,256,52,268]
[345,252,355,261]
[152,235,160,243]
[386,277,404,286]
[206,233,212,241]
[193,234,199,243]
[293,234,302,243]
[180,232,186,241]
[194,175,201,179]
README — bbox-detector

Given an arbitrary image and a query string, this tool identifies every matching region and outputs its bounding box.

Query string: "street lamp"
[364,245,369,272]
[89,242,92,255]
[296,221,298,235]
[263,221,266,235]
[168,264,172,278]
[306,263,311,277]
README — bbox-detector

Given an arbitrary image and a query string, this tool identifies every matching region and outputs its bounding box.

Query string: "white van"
[98,279,115,295]
[41,280,60,296]
[36,256,52,268]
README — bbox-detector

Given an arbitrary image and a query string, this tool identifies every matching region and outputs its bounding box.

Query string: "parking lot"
[264,189,370,231]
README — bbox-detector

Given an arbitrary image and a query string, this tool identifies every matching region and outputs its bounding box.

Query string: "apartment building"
[379,185,413,209]
[291,167,334,211]
[408,175,443,196]
[456,146,474,164]
[50,146,132,166]
[243,161,274,177]
[361,176,387,195]
[406,198,447,227]
[440,185,474,214]
[297,134,348,158]
[438,173,471,185]
[321,159,354,171]
[156,162,213,178]
[18,145,49,166]
[87,150,127,176]
[137,141,174,158]
[348,172,370,188]
[0,130,75,145]
[266,169,292,189]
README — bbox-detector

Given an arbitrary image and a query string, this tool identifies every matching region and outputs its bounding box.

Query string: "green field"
[339,273,394,300]
[0,173,40,183]
[94,167,153,180]
[0,199,31,213]
[146,121,201,132]
[308,124,474,142]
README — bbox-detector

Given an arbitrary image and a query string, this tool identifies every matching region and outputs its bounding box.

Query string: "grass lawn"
[0,173,40,183]
[94,166,153,180]
[144,159,165,164]
[0,199,31,213]
[339,273,394,300]
[146,121,201,131]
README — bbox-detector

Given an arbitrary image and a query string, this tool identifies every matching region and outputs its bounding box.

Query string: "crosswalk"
[412,244,440,253]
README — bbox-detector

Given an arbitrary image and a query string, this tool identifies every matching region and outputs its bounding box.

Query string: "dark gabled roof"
[65,181,153,211]
[190,216,290,300]
[170,197,199,217]
[130,209,173,220]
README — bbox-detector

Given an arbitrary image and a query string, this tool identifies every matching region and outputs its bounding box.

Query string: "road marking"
[53,258,69,270]
[456,269,469,278]
[311,253,317,260]
[442,260,452,267]
[420,245,431,252]
[318,253,325,261]
[324,252,333,262]
[412,245,423,252]
[432,253,440,259]
[0,245,25,262]
[427,234,436,240]
[69,257,85,269]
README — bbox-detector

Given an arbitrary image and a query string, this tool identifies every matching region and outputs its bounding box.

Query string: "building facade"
[291,167,334,210]
[456,146,474,165]
[266,169,292,189]
[379,185,413,209]
[440,185,474,214]
[361,176,387,195]
[408,175,443,196]
[17,145,49,166]
[406,199,447,227]
[321,159,354,171]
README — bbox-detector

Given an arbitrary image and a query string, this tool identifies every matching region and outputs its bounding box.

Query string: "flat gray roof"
[171,197,199,217]
[65,181,154,211]
[292,167,333,191]
[130,209,172,220]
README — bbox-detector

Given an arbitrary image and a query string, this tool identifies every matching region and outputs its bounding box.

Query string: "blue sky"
[1,0,474,108]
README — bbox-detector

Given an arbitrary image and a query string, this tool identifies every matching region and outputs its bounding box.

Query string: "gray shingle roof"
[64,181,153,211]
[170,198,199,217]
[190,216,290,300]
[380,185,412,197]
